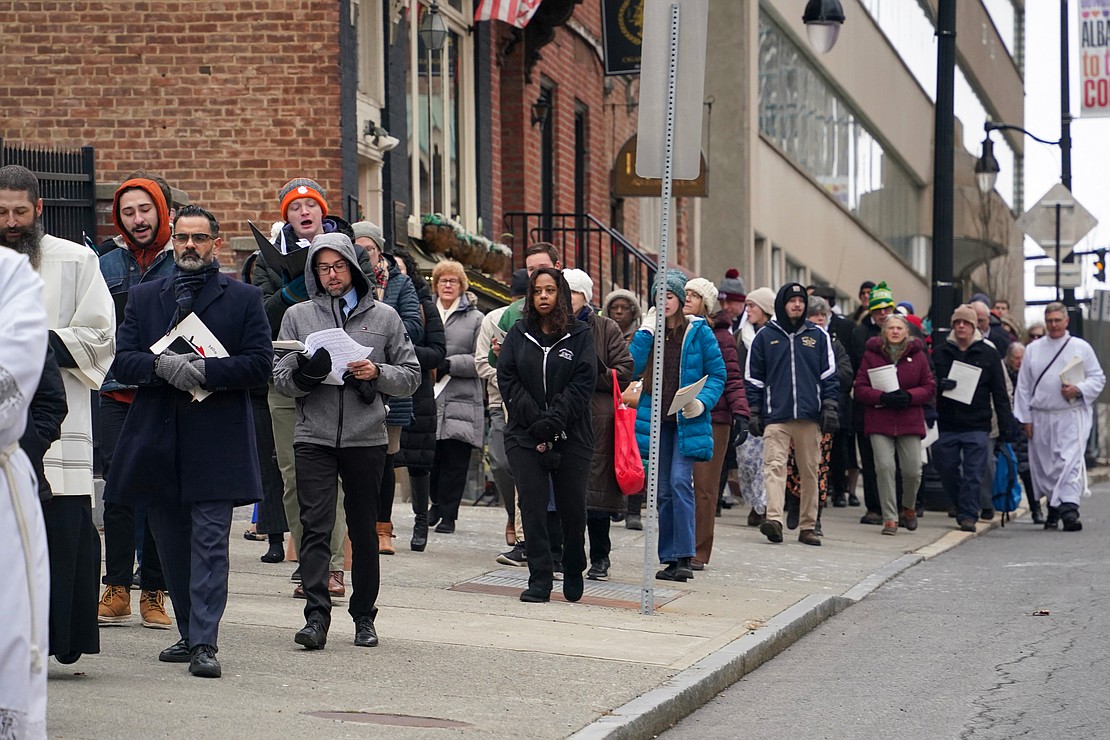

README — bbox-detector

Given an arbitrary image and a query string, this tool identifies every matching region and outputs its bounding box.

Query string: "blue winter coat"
[630,317,726,462]
[744,318,838,424]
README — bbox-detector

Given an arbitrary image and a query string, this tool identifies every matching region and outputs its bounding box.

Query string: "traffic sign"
[1034,262,1083,289]
[1016,183,1098,259]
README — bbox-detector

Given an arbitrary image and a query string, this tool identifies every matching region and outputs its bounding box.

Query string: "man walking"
[274,233,420,650]
[932,304,1014,532]
[746,283,839,546]
[1014,303,1106,530]
[97,174,177,630]
[104,205,273,678]
[0,164,114,665]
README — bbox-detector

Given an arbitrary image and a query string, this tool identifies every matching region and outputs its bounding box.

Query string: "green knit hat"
[651,268,688,305]
[868,281,895,312]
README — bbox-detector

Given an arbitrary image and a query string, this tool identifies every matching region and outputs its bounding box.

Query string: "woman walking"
[630,270,726,582]
[498,268,597,603]
[735,287,776,526]
[853,314,935,535]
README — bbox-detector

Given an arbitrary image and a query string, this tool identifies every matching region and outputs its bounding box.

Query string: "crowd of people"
[1,162,1106,736]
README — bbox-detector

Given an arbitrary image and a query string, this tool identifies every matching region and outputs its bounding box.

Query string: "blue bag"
[992,443,1022,526]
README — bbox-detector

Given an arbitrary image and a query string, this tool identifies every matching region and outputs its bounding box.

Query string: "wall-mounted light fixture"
[530,95,552,128]
[363,120,400,152]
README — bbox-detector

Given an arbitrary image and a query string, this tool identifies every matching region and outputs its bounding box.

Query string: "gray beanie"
[351,221,385,250]
[717,268,746,302]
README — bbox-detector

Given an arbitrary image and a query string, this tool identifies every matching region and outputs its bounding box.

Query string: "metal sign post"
[634,0,708,615]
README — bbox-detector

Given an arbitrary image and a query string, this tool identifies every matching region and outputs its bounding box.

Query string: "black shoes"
[434,519,455,534]
[860,511,883,525]
[158,638,191,663]
[957,518,977,532]
[1061,507,1083,532]
[520,587,550,603]
[563,571,585,602]
[980,507,995,521]
[847,493,861,507]
[427,504,441,528]
[1029,501,1045,524]
[747,508,765,527]
[760,519,784,543]
[655,560,692,582]
[410,519,428,551]
[587,558,610,581]
[295,620,328,650]
[261,543,284,563]
[831,492,847,507]
[189,644,221,678]
[290,566,301,583]
[1044,506,1060,530]
[354,616,379,648]
[625,514,643,530]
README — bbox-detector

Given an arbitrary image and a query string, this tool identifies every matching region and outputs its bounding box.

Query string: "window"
[354,0,384,105]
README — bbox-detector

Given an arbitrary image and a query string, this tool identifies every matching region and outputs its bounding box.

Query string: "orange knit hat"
[279,178,328,221]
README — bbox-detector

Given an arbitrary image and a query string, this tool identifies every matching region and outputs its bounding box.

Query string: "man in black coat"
[104,206,273,679]
[20,347,67,503]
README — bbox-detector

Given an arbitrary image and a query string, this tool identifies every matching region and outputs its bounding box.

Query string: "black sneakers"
[496,543,527,566]
[587,558,610,581]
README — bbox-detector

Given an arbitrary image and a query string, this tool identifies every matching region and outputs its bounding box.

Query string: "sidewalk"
[49,493,1042,739]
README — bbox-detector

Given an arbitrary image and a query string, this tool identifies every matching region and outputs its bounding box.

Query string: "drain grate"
[450,569,687,609]
[305,711,472,728]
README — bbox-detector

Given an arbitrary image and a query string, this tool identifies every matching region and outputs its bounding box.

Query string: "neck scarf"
[170,263,219,329]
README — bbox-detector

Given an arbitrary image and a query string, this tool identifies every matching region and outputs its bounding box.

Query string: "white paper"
[867,365,900,393]
[921,422,939,453]
[942,360,982,405]
[1060,356,1086,386]
[272,339,306,359]
[433,375,451,398]
[303,328,372,385]
[151,313,230,402]
[668,375,708,416]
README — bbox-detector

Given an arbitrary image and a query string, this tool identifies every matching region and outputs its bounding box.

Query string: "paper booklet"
[303,328,373,385]
[1060,356,1086,387]
[272,339,306,358]
[941,360,982,405]
[867,365,900,393]
[668,375,708,416]
[151,312,230,402]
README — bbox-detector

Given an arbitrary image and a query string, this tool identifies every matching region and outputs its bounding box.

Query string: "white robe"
[37,235,115,498]
[1014,332,1106,506]
[0,248,50,740]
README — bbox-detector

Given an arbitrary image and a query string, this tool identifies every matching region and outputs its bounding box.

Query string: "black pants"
[295,443,384,631]
[99,396,165,590]
[507,446,588,595]
[856,430,880,512]
[377,453,395,524]
[430,439,474,523]
[250,386,288,535]
[43,496,101,657]
[586,510,611,563]
[147,499,234,649]
[829,430,853,494]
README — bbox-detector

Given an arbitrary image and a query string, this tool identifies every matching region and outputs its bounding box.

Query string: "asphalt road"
[665,483,1110,740]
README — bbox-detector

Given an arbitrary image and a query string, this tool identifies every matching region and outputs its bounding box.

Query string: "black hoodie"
[774,282,810,334]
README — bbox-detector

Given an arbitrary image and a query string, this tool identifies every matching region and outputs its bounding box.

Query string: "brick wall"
[2,1,344,264]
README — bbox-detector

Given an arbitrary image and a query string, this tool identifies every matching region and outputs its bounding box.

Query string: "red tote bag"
[612,369,645,495]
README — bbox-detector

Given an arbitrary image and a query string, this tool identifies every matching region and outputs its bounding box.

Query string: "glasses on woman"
[438,277,461,286]
[315,261,350,275]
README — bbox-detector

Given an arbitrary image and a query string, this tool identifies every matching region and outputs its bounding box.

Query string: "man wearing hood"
[932,305,1014,532]
[97,174,178,630]
[274,233,420,651]
[104,205,274,678]
[745,283,839,546]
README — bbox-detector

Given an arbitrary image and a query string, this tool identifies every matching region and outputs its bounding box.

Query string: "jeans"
[656,422,695,563]
[932,431,990,523]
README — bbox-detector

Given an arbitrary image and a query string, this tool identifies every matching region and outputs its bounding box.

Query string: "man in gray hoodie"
[274,233,420,650]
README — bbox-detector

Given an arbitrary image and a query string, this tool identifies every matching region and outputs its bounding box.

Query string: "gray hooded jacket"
[273,233,420,447]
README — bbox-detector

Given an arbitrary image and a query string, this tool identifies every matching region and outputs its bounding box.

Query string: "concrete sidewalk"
[48,495,1036,739]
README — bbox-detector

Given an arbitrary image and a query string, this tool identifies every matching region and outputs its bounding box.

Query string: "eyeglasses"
[1028,332,1045,339]
[438,277,461,286]
[171,233,215,246]
[315,261,350,275]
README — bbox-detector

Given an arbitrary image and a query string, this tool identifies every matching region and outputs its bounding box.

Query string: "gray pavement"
[48,484,1058,739]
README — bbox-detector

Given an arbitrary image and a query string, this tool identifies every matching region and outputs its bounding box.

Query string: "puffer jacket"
[435,294,485,447]
[397,281,447,471]
[630,316,726,462]
[853,336,935,438]
[585,310,635,512]
[708,311,749,424]
[379,258,424,427]
[273,235,421,447]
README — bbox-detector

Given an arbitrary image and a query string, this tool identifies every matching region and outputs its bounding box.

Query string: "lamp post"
[930,0,957,349]
[419,1,448,214]
[801,0,845,54]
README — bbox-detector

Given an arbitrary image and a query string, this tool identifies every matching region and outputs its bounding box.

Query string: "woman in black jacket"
[498,268,597,603]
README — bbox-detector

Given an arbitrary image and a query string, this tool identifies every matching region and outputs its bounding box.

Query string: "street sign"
[1016,183,1098,259]
[1034,262,1083,289]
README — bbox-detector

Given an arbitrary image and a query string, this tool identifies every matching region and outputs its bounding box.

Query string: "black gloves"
[528,416,565,444]
[435,359,451,378]
[820,400,839,434]
[539,448,562,470]
[730,414,749,447]
[879,389,912,409]
[938,377,957,392]
[748,412,764,438]
[343,373,377,404]
[292,348,332,391]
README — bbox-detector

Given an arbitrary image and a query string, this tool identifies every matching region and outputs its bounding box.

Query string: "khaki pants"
[692,422,731,564]
[763,420,821,531]
[269,384,346,571]
[870,434,922,523]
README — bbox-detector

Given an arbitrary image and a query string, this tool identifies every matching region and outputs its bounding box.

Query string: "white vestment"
[0,248,50,740]
[1014,332,1106,506]
[37,235,115,498]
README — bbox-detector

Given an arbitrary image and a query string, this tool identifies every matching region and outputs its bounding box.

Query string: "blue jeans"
[932,431,990,523]
[657,422,696,563]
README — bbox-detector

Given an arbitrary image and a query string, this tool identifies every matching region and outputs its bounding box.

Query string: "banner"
[1080,0,1110,117]
[601,0,645,75]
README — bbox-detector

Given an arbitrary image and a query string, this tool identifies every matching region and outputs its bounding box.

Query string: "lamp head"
[419,1,449,52]
[975,136,1000,194]
[802,0,845,54]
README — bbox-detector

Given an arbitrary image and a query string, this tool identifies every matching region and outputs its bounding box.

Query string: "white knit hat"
[746,287,776,318]
[562,268,594,300]
[685,277,719,314]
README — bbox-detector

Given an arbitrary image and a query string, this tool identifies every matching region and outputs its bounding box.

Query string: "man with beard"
[104,205,273,678]
[0,164,114,665]
[96,175,177,630]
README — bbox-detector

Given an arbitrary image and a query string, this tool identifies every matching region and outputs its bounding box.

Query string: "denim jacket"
[99,244,177,393]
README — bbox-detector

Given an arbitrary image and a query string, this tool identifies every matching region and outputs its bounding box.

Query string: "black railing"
[1,139,96,246]
[502,212,656,307]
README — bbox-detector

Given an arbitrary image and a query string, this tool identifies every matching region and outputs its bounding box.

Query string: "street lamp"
[974,121,1060,196]
[802,0,845,54]
[419,2,448,214]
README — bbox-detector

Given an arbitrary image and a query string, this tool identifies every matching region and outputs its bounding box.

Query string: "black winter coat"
[20,347,67,503]
[396,282,448,471]
[933,335,1014,435]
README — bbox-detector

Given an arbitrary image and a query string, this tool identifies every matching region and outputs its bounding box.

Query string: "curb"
[570,500,1042,740]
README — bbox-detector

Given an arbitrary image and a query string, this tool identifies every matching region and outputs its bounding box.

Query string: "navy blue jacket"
[104,271,274,507]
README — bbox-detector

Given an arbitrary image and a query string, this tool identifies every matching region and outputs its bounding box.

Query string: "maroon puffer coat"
[853,336,935,438]
[710,311,750,424]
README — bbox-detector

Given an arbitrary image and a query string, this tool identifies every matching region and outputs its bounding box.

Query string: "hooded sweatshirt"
[602,288,643,342]
[112,179,172,272]
[273,234,421,448]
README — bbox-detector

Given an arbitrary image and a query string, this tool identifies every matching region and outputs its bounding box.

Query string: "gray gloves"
[155,350,205,392]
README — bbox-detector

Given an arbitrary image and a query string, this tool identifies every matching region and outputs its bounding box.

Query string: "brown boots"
[377,522,395,555]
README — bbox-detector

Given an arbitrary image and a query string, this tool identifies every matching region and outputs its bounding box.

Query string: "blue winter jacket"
[630,317,726,462]
[744,319,838,424]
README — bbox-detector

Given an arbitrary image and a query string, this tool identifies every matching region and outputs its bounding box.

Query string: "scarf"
[170,263,219,330]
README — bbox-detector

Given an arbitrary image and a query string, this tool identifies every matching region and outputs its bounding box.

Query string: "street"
[665,482,1110,740]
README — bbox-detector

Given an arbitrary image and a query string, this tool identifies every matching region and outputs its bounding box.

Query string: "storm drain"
[449,568,687,609]
[305,711,472,729]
